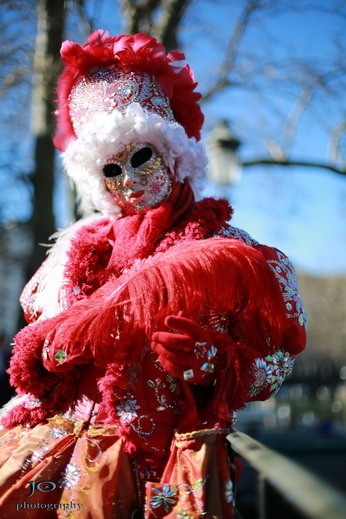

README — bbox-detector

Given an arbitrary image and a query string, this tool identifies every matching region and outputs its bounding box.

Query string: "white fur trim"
[23,214,106,320]
[63,104,208,216]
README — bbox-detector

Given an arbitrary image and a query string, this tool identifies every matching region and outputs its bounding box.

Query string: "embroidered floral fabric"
[216,225,260,247]
[144,431,236,518]
[249,350,295,398]
[267,250,307,327]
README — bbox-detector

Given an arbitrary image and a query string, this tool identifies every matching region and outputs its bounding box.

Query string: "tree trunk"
[29,0,66,275]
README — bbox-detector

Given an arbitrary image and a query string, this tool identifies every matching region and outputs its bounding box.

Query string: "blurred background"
[0,0,345,516]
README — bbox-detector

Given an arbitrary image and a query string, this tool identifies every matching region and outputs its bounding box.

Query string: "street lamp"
[206,120,241,186]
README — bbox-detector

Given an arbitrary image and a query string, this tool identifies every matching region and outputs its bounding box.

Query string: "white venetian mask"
[102,142,172,213]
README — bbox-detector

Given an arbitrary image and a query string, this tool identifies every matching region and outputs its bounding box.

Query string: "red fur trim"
[54,31,204,150]
[63,217,114,307]
[8,325,61,398]
[155,197,232,252]
[2,406,48,429]
[96,362,127,423]
[63,181,197,308]
[5,322,82,427]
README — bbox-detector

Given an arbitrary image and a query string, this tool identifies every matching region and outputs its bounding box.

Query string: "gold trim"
[174,427,231,441]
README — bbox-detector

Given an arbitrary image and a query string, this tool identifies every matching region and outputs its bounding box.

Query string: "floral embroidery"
[31,443,50,462]
[116,398,140,423]
[60,463,80,488]
[146,479,206,516]
[200,345,217,375]
[130,415,157,442]
[206,311,230,334]
[54,349,67,364]
[146,360,181,414]
[151,484,178,512]
[251,358,273,394]
[269,351,295,394]
[51,427,68,439]
[271,350,295,377]
[267,251,307,326]
[250,350,295,397]
[230,411,238,425]
[23,396,42,409]
[139,467,159,480]
[225,479,235,504]
[177,479,205,515]
[166,373,178,393]
[217,225,259,247]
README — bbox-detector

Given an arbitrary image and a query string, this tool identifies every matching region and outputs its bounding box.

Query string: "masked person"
[0,31,306,518]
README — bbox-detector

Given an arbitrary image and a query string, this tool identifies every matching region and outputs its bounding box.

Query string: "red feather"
[35,238,287,367]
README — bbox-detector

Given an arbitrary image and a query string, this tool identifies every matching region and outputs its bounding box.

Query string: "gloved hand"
[151,315,217,386]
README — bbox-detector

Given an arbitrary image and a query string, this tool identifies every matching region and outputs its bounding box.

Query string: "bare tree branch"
[263,138,286,161]
[120,0,163,35]
[281,87,313,155]
[242,157,346,176]
[0,67,28,96]
[75,0,95,34]
[120,0,141,34]
[152,0,190,50]
[329,120,346,163]
[202,0,263,103]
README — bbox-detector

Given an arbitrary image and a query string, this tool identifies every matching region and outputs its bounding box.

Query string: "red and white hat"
[54,31,208,216]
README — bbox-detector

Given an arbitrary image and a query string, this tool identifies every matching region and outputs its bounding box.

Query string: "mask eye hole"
[103,163,122,178]
[130,147,153,168]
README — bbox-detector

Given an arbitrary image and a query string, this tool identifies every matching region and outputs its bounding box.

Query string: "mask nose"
[123,171,139,189]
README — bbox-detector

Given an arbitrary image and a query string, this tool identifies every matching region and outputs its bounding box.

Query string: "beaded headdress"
[69,69,176,136]
[54,30,204,150]
[54,31,207,216]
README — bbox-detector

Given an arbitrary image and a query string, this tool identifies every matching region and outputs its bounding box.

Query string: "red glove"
[151,315,217,386]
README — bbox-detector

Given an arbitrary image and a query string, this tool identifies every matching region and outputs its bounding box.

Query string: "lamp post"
[207,120,242,186]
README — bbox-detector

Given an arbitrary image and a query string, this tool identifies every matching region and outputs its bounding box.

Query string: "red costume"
[0,32,306,518]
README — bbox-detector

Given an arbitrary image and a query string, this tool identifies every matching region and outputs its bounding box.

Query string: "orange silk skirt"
[0,416,235,518]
